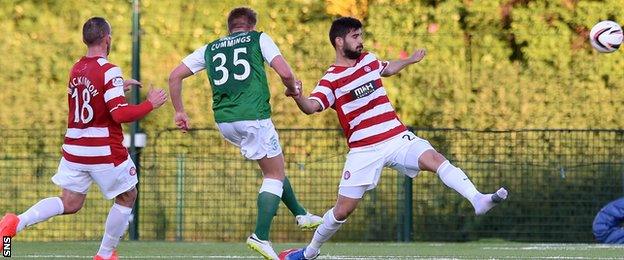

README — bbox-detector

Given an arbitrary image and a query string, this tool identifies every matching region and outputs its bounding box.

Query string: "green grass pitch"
[6,240,624,259]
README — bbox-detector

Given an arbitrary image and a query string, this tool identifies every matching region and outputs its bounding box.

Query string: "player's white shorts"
[338,131,434,199]
[51,156,138,200]
[217,119,282,160]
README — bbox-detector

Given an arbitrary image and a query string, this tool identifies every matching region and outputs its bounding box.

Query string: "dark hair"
[227,7,257,33]
[82,17,110,46]
[329,17,362,48]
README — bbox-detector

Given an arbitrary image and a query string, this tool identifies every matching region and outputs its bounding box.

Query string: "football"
[589,20,623,53]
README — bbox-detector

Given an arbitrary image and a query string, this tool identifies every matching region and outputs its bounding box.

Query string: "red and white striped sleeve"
[378,60,389,75]
[102,65,153,123]
[367,52,389,75]
[309,77,335,111]
[103,65,127,113]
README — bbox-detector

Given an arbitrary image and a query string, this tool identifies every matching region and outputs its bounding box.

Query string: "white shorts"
[217,119,282,160]
[51,157,138,200]
[338,131,434,199]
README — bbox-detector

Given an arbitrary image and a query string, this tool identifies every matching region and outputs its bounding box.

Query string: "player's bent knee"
[261,170,285,180]
[333,208,353,221]
[418,150,447,172]
[60,191,86,214]
[115,187,138,207]
[61,199,84,214]
[432,152,447,164]
[333,201,358,220]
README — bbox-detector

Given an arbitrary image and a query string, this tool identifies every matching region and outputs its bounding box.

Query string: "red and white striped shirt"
[310,52,407,148]
[63,56,130,169]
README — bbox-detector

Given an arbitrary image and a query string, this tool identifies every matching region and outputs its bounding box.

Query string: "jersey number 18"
[71,88,94,124]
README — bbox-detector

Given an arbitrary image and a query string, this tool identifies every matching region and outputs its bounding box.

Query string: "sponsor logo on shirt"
[350,80,377,100]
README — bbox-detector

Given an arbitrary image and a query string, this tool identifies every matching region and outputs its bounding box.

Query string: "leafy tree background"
[0,0,622,130]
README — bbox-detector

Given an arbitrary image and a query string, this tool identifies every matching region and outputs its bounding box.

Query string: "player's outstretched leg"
[435,159,508,215]
[281,177,323,230]
[246,178,282,259]
[303,207,346,259]
[279,208,346,260]
[280,207,346,260]
[95,188,136,260]
[282,195,357,260]
[1,196,68,238]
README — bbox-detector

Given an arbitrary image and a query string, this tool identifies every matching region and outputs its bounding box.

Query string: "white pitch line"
[10,257,449,260]
[7,256,395,259]
[0,255,464,260]
[12,256,624,260]
[14,256,253,259]
[482,244,624,251]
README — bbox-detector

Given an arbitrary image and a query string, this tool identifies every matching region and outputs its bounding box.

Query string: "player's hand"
[408,49,426,64]
[285,80,302,98]
[123,79,142,92]
[147,87,168,109]
[174,112,190,133]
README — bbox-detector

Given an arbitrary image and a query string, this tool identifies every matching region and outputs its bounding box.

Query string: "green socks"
[254,191,281,240]
[253,177,308,241]
[254,178,283,241]
[281,177,307,216]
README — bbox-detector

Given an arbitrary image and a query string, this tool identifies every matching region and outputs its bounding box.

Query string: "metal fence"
[0,128,622,242]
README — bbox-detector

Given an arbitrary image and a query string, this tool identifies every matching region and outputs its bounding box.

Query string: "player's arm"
[291,79,333,115]
[168,64,194,115]
[103,66,167,123]
[292,90,322,115]
[168,64,194,132]
[261,33,300,95]
[168,45,206,132]
[270,56,298,93]
[109,88,167,123]
[380,49,426,77]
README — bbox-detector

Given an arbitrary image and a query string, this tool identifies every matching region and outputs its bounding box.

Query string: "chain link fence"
[0,128,622,242]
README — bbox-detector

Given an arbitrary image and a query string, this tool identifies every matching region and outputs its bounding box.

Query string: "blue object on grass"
[593,197,624,244]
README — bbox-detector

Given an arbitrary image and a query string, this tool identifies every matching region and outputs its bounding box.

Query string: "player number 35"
[212,47,251,86]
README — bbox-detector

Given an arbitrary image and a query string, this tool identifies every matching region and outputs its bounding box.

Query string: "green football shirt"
[182,31,281,123]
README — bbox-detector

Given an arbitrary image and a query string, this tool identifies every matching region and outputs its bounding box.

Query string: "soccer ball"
[589,20,623,53]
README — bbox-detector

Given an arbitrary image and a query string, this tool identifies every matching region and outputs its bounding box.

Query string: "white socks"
[437,160,507,215]
[97,203,133,258]
[304,208,345,259]
[437,161,479,201]
[17,197,64,232]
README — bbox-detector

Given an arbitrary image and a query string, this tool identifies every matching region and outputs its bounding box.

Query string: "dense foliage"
[0,0,622,130]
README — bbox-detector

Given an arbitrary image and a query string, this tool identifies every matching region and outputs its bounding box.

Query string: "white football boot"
[246,233,278,260]
[296,212,323,231]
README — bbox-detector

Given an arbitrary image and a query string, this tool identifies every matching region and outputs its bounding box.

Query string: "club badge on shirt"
[112,77,124,87]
